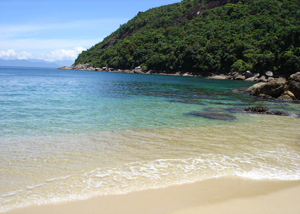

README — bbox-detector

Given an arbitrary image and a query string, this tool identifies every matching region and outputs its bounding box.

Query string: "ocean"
[0,66,299,212]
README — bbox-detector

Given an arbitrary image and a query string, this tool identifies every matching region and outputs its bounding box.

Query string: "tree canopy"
[75,0,300,76]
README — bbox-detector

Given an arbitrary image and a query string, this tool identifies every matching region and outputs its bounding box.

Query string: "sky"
[0,0,180,62]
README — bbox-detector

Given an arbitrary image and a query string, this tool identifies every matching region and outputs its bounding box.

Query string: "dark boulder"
[248,78,286,98]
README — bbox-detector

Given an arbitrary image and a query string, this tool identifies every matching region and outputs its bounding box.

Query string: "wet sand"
[5,176,300,214]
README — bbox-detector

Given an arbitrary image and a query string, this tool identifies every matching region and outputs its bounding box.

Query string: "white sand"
[4,176,300,214]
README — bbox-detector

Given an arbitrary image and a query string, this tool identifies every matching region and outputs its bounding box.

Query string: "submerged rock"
[169,99,205,105]
[245,104,269,113]
[225,107,245,113]
[244,105,289,116]
[186,111,236,120]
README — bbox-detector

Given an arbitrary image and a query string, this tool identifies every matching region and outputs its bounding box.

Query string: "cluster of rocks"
[245,72,300,101]
[207,70,276,82]
[58,64,197,77]
[244,105,289,116]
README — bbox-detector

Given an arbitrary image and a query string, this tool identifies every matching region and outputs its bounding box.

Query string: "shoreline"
[59,65,300,102]
[4,177,300,214]
[57,63,277,81]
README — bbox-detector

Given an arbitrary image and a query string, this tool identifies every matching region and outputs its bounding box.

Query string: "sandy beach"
[5,176,300,214]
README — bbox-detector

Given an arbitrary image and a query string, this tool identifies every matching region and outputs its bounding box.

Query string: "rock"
[134,68,144,74]
[206,75,227,79]
[284,90,296,99]
[244,105,289,116]
[257,94,273,99]
[276,77,287,85]
[58,66,72,70]
[230,89,239,93]
[235,75,246,80]
[185,111,236,121]
[71,63,94,70]
[245,76,257,81]
[278,94,293,101]
[266,110,289,116]
[287,80,300,99]
[258,75,268,82]
[286,72,300,99]
[225,71,238,80]
[265,71,273,77]
[289,72,300,82]
[245,70,254,78]
[267,77,275,82]
[250,77,286,98]
[245,82,266,93]
[245,104,269,113]
[147,70,158,74]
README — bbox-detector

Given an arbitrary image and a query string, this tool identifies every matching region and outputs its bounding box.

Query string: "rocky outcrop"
[206,71,273,82]
[58,66,72,70]
[246,72,300,101]
[250,77,286,97]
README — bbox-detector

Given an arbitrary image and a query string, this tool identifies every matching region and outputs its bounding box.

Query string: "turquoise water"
[0,66,258,136]
[0,66,299,213]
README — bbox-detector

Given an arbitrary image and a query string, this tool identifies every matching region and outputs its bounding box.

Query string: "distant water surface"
[0,66,299,212]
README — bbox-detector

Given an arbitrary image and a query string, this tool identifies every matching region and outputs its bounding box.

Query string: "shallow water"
[0,66,299,212]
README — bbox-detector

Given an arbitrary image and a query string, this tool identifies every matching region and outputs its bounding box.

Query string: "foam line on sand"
[4,176,300,214]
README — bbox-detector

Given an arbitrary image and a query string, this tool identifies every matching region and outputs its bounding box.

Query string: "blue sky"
[0,0,179,62]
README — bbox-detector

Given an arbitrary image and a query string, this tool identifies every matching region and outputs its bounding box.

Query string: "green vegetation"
[75,0,300,76]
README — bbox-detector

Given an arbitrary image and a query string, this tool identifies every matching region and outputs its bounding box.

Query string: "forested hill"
[75,0,300,76]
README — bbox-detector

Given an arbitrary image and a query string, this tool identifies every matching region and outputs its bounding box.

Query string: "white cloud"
[41,47,86,62]
[0,49,33,60]
[0,47,86,62]
[0,49,17,59]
